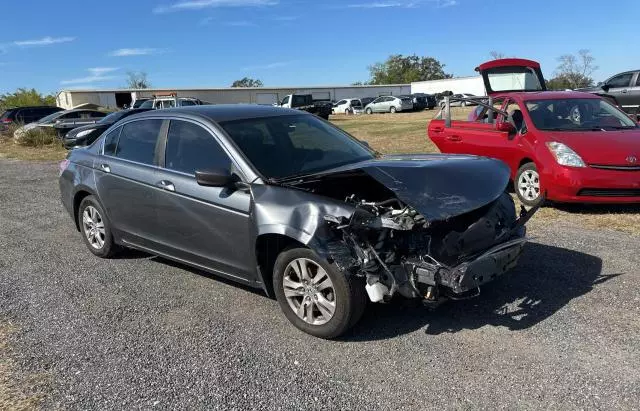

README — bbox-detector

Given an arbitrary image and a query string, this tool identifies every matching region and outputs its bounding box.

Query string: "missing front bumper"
[406,236,527,298]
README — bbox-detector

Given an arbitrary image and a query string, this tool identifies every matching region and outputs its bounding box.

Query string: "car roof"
[497,91,602,101]
[129,104,307,123]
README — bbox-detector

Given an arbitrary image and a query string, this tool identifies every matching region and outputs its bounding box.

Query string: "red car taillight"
[1,118,12,124]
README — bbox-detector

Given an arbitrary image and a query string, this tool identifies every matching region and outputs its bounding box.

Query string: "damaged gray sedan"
[59,105,536,338]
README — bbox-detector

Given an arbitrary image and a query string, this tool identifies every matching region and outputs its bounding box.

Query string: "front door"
[152,119,254,282]
[605,72,636,109]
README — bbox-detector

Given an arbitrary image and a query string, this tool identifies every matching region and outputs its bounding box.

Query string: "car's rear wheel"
[365,108,373,114]
[273,248,366,339]
[515,162,543,207]
[78,195,119,258]
[390,106,397,113]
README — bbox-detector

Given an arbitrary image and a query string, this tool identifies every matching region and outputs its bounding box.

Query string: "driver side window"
[606,73,633,88]
[281,96,290,105]
[505,100,526,133]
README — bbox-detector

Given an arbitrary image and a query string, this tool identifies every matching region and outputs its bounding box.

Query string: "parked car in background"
[13,109,107,140]
[402,94,436,111]
[0,106,63,134]
[278,94,332,119]
[139,95,205,110]
[130,98,151,109]
[440,93,480,107]
[332,98,363,114]
[364,96,413,114]
[360,97,376,107]
[576,69,640,116]
[429,58,640,207]
[62,108,153,149]
[59,104,535,338]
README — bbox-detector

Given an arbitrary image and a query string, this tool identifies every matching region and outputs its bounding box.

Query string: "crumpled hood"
[313,154,511,221]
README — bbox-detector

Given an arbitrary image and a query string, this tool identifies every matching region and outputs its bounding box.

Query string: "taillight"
[1,118,12,124]
[58,159,70,176]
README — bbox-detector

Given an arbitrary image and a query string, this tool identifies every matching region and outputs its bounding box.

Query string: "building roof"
[129,104,305,123]
[57,84,411,95]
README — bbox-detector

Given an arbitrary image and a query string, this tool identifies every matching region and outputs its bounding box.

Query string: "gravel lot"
[1,158,639,410]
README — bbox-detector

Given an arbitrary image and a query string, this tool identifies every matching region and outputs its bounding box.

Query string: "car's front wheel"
[273,248,366,339]
[515,162,543,207]
[390,106,397,113]
[365,108,373,114]
[78,195,119,258]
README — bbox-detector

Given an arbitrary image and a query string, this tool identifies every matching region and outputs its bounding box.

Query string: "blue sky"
[0,0,637,94]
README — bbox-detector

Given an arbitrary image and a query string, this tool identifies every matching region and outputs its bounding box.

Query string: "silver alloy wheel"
[518,169,541,201]
[282,258,336,326]
[82,205,105,250]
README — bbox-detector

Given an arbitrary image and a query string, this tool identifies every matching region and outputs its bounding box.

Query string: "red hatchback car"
[429,59,640,206]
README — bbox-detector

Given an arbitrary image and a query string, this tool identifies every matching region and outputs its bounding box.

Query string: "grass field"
[0,108,637,234]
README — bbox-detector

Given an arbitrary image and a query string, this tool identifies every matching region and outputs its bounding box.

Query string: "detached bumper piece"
[406,237,527,299]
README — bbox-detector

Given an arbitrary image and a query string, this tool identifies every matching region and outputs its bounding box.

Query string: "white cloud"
[346,2,414,8]
[61,68,119,85]
[199,16,215,25]
[13,36,75,46]
[242,61,291,71]
[109,48,162,57]
[436,0,458,7]
[154,0,278,13]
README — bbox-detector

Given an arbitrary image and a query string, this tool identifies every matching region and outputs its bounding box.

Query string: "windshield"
[219,114,375,180]
[36,111,65,124]
[525,98,637,131]
[99,111,127,124]
[139,100,154,109]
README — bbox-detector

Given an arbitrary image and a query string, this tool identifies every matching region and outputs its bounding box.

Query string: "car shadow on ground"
[344,242,618,341]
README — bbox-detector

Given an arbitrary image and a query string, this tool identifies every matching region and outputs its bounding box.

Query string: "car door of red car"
[428,99,518,168]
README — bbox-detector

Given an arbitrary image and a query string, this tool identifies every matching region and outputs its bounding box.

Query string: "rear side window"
[180,100,196,106]
[114,119,163,165]
[103,127,122,156]
[165,120,230,175]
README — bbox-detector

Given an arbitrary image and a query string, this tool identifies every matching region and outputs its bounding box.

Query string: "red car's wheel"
[515,162,543,207]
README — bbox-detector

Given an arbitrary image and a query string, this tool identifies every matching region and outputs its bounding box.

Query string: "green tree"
[0,88,56,111]
[231,77,264,87]
[554,50,597,89]
[367,54,452,84]
[546,75,577,90]
[126,71,151,89]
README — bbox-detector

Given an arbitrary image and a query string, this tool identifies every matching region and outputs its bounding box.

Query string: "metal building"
[56,84,411,110]
[410,76,486,96]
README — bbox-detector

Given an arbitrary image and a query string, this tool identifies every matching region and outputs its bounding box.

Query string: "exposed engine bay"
[280,165,538,305]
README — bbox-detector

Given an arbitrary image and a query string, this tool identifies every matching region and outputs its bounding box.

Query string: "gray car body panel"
[60,105,518,293]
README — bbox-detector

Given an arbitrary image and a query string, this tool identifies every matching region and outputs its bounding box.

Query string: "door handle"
[446,135,462,142]
[621,89,628,93]
[156,180,175,192]
[99,164,110,173]
[432,126,444,132]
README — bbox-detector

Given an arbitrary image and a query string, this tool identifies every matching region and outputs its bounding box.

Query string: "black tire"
[390,106,397,113]
[365,108,373,115]
[515,162,544,207]
[273,247,366,339]
[77,195,119,258]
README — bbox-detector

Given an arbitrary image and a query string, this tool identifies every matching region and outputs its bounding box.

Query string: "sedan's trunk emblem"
[627,156,638,164]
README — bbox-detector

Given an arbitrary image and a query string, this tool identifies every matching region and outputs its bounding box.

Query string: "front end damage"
[270,155,539,305]
[322,192,536,304]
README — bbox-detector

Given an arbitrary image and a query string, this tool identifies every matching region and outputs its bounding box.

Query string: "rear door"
[96,119,167,248]
[152,119,254,281]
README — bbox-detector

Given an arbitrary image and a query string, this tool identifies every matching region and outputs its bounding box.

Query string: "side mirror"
[360,140,371,148]
[600,84,610,92]
[195,169,233,187]
[496,120,515,133]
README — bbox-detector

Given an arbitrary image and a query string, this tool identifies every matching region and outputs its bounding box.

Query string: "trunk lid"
[475,58,546,96]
